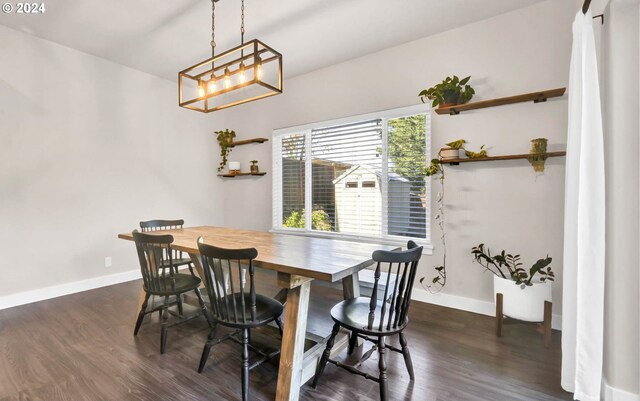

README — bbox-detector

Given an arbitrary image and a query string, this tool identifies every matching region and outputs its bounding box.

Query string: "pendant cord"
[211,0,216,58]
[240,0,245,45]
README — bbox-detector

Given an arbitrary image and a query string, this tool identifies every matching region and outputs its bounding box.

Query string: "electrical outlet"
[105,257,112,268]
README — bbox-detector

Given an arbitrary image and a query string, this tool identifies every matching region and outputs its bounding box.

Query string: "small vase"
[250,164,259,173]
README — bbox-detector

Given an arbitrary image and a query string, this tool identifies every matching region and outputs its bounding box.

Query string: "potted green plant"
[419,75,475,108]
[471,243,555,321]
[215,129,236,172]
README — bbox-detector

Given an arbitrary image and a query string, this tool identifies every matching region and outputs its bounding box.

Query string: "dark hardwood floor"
[0,271,571,401]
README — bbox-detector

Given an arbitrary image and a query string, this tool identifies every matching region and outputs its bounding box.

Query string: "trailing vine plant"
[419,157,447,293]
[215,129,236,171]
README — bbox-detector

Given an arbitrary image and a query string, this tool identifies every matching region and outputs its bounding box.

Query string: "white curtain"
[561,9,605,401]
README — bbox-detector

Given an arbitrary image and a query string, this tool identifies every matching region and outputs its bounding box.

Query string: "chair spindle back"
[140,219,187,270]
[140,219,185,232]
[368,241,423,331]
[132,230,176,293]
[197,238,259,325]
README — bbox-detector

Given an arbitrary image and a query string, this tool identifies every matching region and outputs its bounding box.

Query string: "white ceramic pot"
[439,147,461,160]
[493,275,552,322]
[228,161,241,173]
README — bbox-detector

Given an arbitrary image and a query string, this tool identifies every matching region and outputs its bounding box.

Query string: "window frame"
[271,104,433,252]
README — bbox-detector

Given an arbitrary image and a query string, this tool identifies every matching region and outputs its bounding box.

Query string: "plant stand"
[495,293,553,347]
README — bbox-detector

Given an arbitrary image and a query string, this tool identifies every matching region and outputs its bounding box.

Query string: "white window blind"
[272,105,430,246]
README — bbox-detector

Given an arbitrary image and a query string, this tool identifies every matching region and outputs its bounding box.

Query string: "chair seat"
[215,293,284,328]
[330,297,408,335]
[145,273,201,296]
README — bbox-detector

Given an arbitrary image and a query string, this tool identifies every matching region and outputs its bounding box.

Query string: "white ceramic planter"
[228,161,241,173]
[493,275,552,322]
[439,147,461,160]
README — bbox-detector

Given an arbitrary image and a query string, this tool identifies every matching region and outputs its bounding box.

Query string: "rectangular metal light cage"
[178,39,283,113]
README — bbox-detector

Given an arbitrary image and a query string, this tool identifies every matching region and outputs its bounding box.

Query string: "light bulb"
[256,57,263,79]
[198,81,205,98]
[224,67,231,89]
[208,78,216,93]
[239,63,246,84]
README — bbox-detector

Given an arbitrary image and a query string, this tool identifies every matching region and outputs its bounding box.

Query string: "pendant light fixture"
[178,0,283,113]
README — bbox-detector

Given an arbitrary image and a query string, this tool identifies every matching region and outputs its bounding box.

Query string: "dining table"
[118,226,398,401]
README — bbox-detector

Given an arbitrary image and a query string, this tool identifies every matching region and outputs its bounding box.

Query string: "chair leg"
[176,293,184,316]
[378,337,388,401]
[399,332,415,381]
[160,296,170,354]
[275,317,284,337]
[312,323,340,388]
[134,293,150,336]
[348,331,358,355]
[193,287,213,328]
[198,325,218,373]
[241,328,250,401]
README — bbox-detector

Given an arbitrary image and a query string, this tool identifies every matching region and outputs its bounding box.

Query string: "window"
[272,105,431,247]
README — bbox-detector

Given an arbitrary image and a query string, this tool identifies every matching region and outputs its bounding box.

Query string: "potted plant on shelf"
[471,243,554,322]
[419,75,475,108]
[440,139,465,160]
[215,129,236,172]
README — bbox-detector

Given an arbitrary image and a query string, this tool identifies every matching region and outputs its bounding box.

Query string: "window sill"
[269,229,434,255]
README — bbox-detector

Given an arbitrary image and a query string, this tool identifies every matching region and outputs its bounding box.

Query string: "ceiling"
[0,0,547,81]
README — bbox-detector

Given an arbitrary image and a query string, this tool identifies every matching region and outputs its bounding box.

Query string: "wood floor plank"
[0,271,571,401]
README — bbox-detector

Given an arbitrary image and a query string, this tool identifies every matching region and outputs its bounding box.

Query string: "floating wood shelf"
[434,88,566,115]
[441,151,566,165]
[228,138,269,147]
[217,172,267,178]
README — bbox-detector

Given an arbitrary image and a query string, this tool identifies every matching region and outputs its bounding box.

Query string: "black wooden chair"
[196,238,284,401]
[132,230,211,354]
[312,241,423,401]
[140,219,193,315]
[140,219,193,272]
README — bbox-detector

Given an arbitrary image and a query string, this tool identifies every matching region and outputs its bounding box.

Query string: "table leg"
[342,272,363,348]
[188,252,206,282]
[274,288,289,304]
[276,280,311,401]
[342,272,360,299]
[134,287,147,325]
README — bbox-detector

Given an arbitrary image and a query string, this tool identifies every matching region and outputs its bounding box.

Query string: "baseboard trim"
[604,381,640,401]
[411,287,562,331]
[0,269,141,311]
[0,270,565,332]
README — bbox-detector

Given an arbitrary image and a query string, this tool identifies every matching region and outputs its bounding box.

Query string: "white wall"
[213,0,575,317]
[0,24,225,301]
[602,0,640,396]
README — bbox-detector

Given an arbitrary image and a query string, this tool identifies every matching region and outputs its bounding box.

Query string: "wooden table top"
[118,226,398,282]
